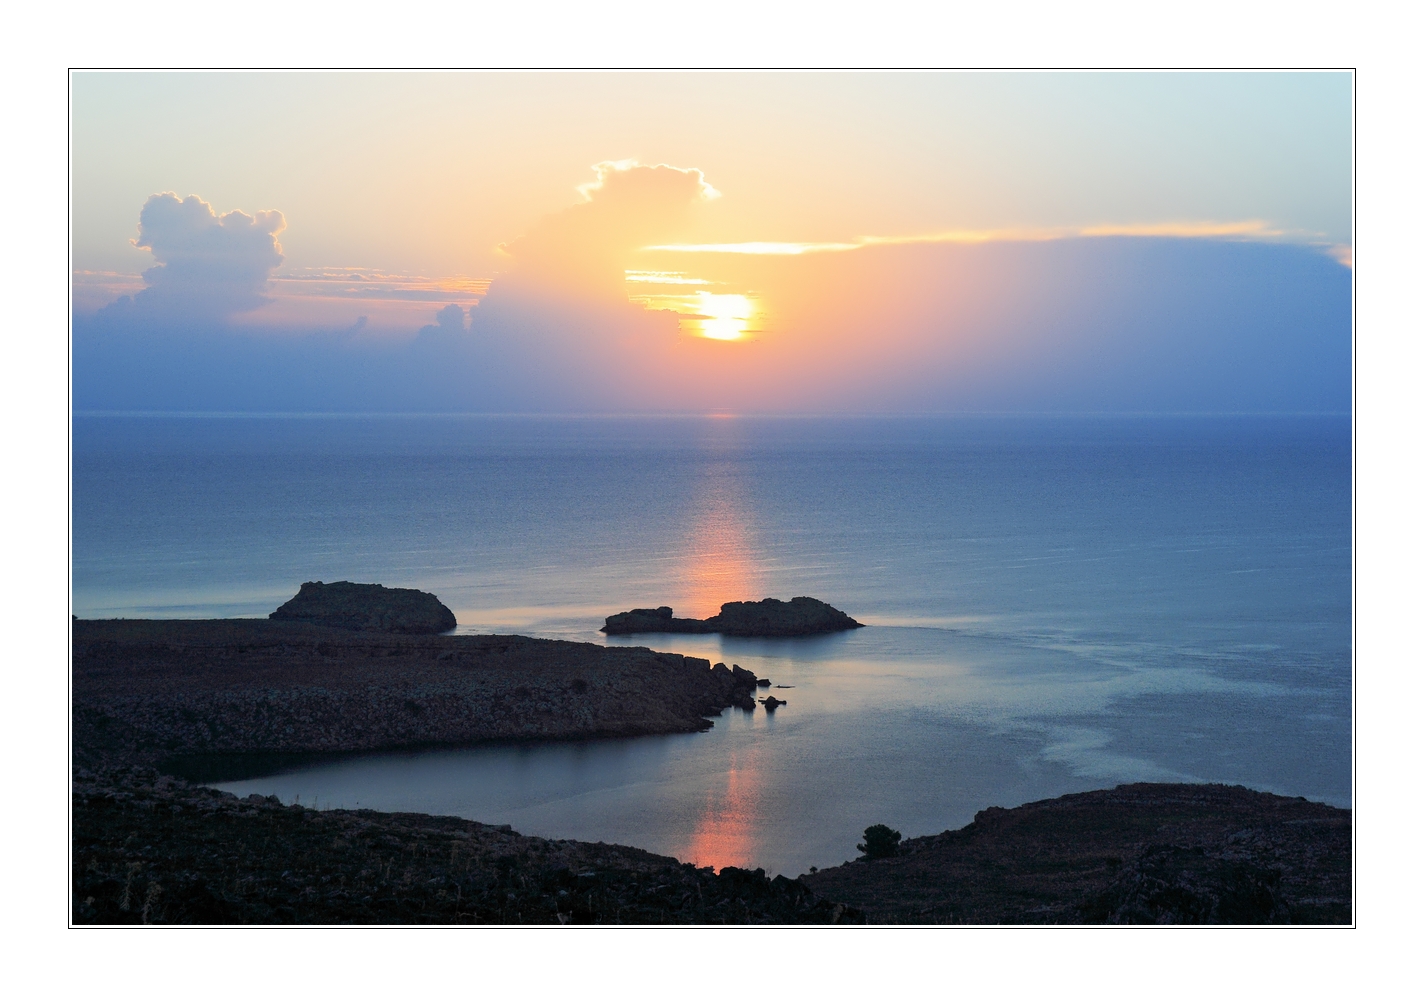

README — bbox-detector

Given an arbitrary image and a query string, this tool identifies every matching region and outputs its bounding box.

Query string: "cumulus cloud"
[417,303,469,338]
[105,192,286,323]
[493,161,718,302]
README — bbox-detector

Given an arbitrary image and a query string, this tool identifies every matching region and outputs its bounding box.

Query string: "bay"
[72,413,1352,875]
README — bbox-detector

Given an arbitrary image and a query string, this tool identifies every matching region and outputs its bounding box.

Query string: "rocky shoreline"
[71,618,1351,925]
[73,618,847,924]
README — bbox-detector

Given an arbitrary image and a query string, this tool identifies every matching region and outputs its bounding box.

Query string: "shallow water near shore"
[73,413,1352,876]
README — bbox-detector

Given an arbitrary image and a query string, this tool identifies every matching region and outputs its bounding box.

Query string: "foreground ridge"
[802,783,1351,924]
[72,769,859,925]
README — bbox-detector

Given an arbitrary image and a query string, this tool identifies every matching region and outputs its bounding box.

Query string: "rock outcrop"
[602,597,863,638]
[269,581,457,634]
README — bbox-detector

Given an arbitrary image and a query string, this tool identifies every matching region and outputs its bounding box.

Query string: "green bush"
[856,824,902,860]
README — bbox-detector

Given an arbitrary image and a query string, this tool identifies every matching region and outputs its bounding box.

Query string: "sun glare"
[695,292,754,341]
[624,271,758,341]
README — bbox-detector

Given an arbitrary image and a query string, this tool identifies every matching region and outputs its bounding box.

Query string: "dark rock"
[601,596,863,637]
[762,696,786,711]
[270,581,457,635]
[755,679,771,687]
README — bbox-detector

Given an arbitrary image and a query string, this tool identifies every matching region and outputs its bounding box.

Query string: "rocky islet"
[269,580,458,634]
[601,596,864,637]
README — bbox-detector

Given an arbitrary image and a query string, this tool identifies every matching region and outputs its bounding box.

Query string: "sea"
[71,413,1353,876]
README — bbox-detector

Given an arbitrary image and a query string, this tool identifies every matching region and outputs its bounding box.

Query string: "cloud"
[71,177,1348,417]
[72,238,1350,415]
[103,193,286,323]
[642,219,1320,256]
[493,161,718,302]
[416,303,469,338]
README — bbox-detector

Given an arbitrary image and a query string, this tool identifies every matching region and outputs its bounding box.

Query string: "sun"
[693,292,755,341]
[623,271,759,341]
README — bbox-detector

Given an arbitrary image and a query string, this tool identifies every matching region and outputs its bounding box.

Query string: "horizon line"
[71,409,1353,420]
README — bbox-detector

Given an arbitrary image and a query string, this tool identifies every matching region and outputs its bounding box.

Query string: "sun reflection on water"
[683,750,764,871]
[677,445,764,620]
[675,423,771,870]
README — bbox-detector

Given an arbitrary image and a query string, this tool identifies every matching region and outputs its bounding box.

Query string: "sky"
[71,71,1352,414]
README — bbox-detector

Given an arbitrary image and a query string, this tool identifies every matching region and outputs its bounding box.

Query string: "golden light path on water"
[675,434,768,869]
[683,750,766,871]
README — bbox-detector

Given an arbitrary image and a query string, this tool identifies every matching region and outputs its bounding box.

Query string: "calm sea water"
[72,414,1352,876]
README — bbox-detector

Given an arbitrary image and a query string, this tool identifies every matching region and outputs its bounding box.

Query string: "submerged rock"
[269,581,457,634]
[762,696,786,711]
[602,597,863,638]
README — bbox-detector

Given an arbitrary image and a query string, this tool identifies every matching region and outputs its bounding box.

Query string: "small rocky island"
[270,580,458,634]
[602,597,864,637]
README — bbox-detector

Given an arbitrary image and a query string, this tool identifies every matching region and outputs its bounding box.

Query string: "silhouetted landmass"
[602,597,864,637]
[801,783,1351,924]
[269,580,457,634]
[70,617,1348,925]
[71,769,859,925]
[72,619,759,775]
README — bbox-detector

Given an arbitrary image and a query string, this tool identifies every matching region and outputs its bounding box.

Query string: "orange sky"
[70,74,1352,415]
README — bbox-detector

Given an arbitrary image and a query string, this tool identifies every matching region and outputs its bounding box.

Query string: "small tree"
[857,823,902,860]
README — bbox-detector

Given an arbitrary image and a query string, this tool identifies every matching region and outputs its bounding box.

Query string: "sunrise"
[70,71,1352,931]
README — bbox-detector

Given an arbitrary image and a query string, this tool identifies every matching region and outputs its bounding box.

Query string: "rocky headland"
[602,597,864,637]
[73,619,760,776]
